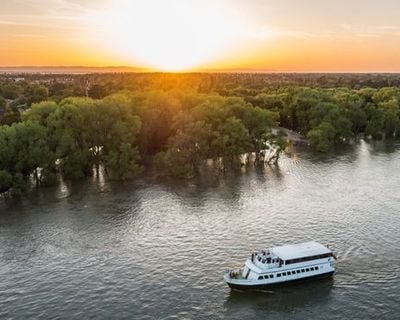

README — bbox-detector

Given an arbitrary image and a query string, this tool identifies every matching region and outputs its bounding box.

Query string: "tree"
[88,84,107,99]
[0,104,21,126]
[50,95,143,181]
[379,100,400,137]
[307,122,336,152]
[364,103,384,139]
[25,84,49,106]
[228,97,278,153]
[51,97,99,179]
[155,113,213,178]
[0,121,55,190]
[0,80,22,100]
[104,143,142,180]
[22,101,58,126]
[210,117,251,160]
[138,91,182,156]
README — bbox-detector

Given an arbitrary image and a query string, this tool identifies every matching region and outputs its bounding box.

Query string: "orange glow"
[1,1,400,72]
[89,0,257,71]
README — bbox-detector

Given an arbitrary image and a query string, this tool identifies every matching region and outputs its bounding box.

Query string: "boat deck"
[228,270,245,280]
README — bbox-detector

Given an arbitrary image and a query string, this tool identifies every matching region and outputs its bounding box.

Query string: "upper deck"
[236,241,335,282]
[271,242,332,262]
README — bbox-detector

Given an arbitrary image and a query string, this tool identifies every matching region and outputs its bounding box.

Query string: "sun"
[92,0,250,71]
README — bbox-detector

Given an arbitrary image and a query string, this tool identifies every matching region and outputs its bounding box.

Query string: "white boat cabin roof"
[271,241,331,261]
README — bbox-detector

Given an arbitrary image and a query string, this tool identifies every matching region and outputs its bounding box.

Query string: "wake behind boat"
[224,241,336,290]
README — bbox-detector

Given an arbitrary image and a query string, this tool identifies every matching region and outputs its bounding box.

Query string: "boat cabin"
[241,241,334,281]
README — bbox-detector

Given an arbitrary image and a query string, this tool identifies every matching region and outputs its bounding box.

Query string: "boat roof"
[271,241,331,261]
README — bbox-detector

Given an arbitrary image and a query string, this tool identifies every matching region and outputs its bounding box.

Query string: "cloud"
[251,24,400,42]
[0,0,91,24]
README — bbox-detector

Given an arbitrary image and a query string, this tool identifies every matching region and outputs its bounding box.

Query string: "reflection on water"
[1,140,400,320]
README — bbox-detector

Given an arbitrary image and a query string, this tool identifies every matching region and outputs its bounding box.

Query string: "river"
[1,141,400,319]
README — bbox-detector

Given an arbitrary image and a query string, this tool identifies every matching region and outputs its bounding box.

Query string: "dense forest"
[1,72,400,194]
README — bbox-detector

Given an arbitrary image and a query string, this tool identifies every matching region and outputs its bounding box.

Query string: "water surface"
[1,141,399,319]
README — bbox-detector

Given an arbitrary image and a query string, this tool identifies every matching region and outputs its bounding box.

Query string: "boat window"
[266,258,271,264]
[264,275,268,279]
[296,270,300,274]
[287,271,291,275]
[285,253,333,265]
[301,269,305,273]
[282,272,287,276]
[310,267,314,271]
[315,266,319,270]
[269,275,274,279]
[306,268,310,272]
[258,276,263,280]
[277,273,281,277]
[258,257,262,262]
[262,259,266,264]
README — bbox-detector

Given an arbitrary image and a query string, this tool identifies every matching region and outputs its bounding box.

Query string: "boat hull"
[226,271,334,291]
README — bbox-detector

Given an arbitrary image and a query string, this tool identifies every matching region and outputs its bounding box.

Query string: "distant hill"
[0,66,149,74]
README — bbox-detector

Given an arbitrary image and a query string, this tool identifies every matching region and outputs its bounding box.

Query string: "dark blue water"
[1,141,399,319]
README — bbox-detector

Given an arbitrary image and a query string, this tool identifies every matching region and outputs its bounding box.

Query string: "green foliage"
[364,103,385,139]
[0,80,22,100]
[22,101,58,126]
[104,143,142,180]
[253,86,400,151]
[49,95,143,180]
[154,149,196,179]
[25,84,49,106]
[211,117,251,159]
[88,84,107,99]
[3,73,400,192]
[0,105,21,126]
[307,122,336,152]
[137,91,182,156]
[0,120,55,192]
[61,150,93,180]
[0,121,53,174]
[154,113,213,178]
[0,170,13,193]
[154,95,278,177]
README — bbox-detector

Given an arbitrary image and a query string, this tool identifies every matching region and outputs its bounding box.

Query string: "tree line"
[2,74,400,194]
[0,91,279,194]
[249,87,400,152]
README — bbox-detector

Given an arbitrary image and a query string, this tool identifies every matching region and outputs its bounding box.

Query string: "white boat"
[224,241,336,290]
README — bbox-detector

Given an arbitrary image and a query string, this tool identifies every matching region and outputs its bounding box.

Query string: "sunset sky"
[1,0,400,72]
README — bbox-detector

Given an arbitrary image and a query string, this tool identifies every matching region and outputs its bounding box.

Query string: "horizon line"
[1,66,400,75]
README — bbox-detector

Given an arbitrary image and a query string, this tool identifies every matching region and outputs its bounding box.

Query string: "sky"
[1,0,400,72]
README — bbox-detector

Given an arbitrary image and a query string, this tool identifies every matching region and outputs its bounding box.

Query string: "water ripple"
[1,142,400,319]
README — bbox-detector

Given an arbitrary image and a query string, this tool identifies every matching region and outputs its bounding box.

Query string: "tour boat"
[224,241,336,290]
